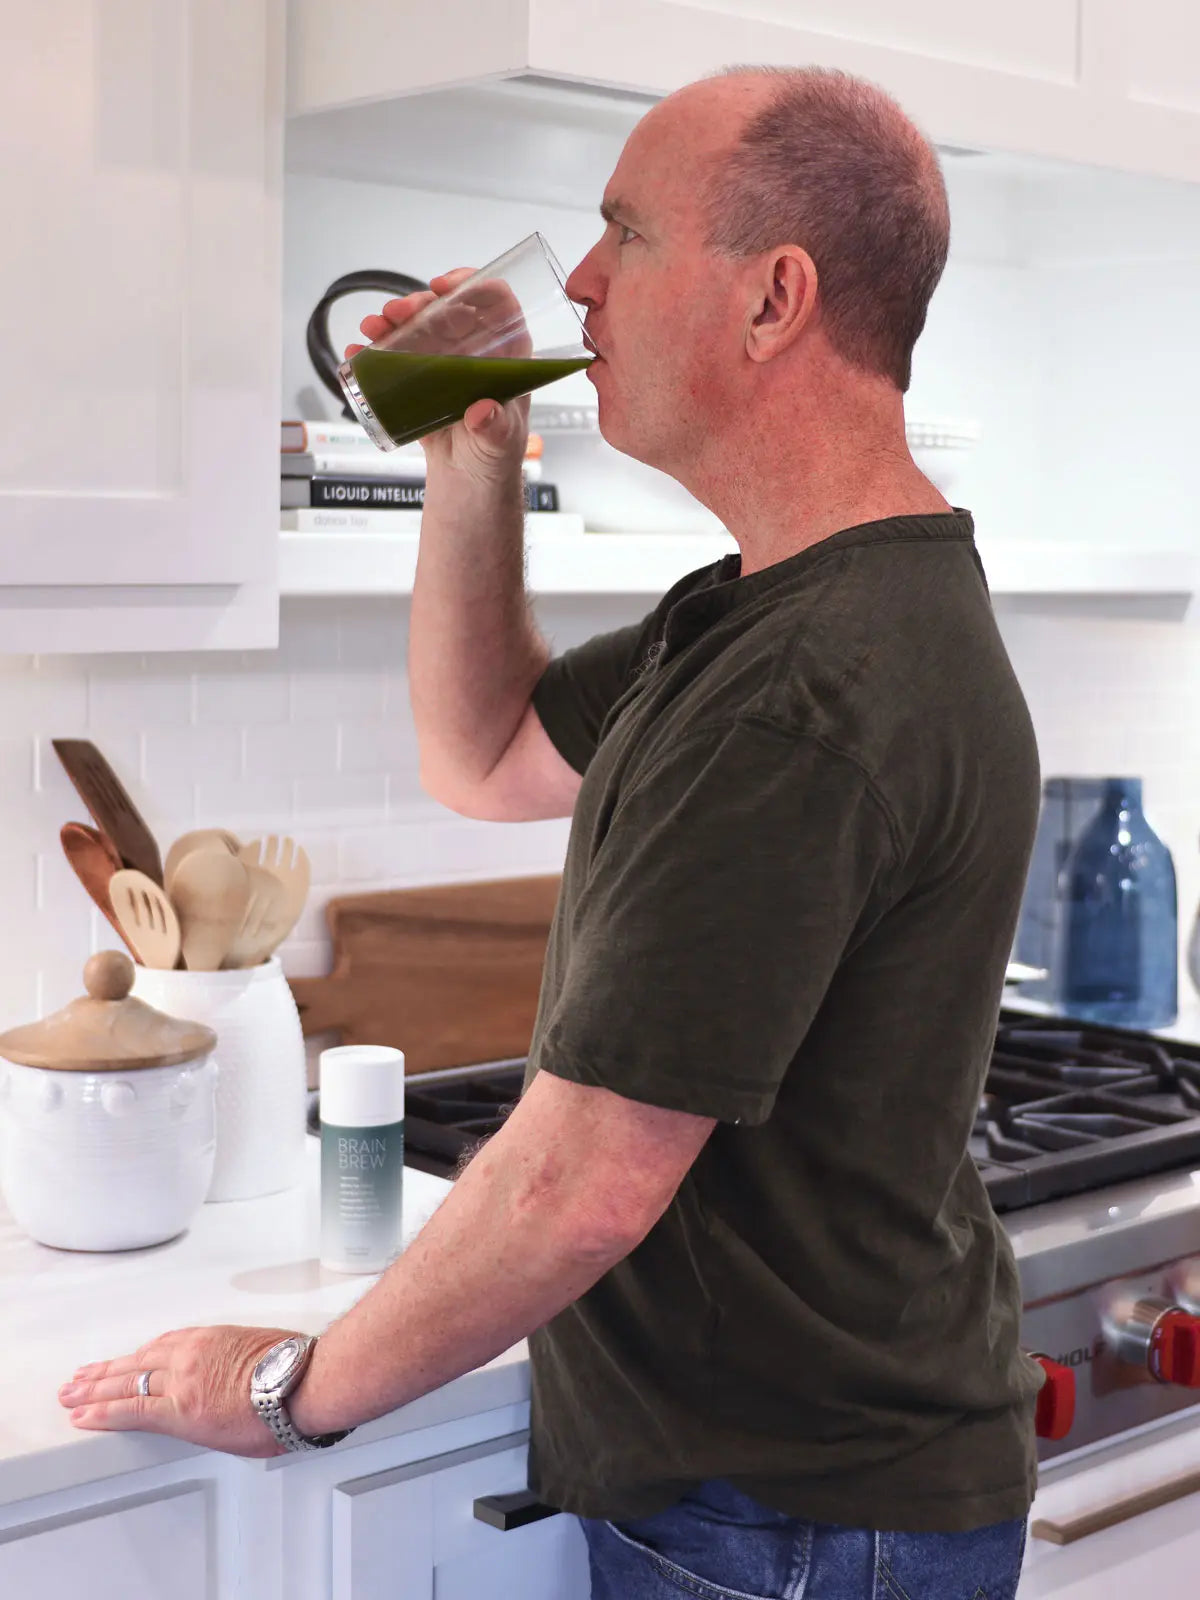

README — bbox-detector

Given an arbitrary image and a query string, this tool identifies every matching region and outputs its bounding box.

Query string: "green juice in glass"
[349,348,594,448]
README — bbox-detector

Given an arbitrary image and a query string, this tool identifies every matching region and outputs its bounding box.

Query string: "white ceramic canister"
[0,951,217,1252]
[132,956,307,1202]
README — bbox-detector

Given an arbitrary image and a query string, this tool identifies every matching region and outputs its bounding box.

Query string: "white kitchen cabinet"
[332,1429,588,1600]
[0,0,284,652]
[0,1481,213,1600]
[287,0,1200,185]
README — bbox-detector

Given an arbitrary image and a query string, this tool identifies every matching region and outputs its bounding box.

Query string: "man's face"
[565,96,747,476]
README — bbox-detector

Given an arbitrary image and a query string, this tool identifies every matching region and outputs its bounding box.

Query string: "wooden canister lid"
[0,951,216,1071]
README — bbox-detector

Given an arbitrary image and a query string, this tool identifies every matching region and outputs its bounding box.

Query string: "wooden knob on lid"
[0,949,215,1071]
[83,950,135,1002]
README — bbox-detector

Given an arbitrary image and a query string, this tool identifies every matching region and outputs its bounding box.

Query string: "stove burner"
[977,1016,1200,1211]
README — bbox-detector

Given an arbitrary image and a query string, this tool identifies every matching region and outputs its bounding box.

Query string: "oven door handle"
[1031,1465,1200,1545]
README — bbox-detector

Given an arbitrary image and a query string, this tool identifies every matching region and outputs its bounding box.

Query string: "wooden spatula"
[60,821,132,953]
[170,848,251,971]
[52,739,164,886]
[109,869,182,970]
[164,828,242,895]
[239,835,310,953]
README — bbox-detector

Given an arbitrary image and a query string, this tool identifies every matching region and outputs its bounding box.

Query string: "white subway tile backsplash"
[245,721,338,780]
[197,671,290,726]
[195,774,295,835]
[89,668,193,729]
[144,724,242,785]
[293,772,387,828]
[292,669,387,723]
[339,718,419,777]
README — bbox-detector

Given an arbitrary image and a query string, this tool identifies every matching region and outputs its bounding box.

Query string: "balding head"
[684,67,950,391]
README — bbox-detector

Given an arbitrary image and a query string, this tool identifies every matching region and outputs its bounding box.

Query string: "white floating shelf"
[975,540,1195,597]
[279,523,1195,602]
[280,521,736,597]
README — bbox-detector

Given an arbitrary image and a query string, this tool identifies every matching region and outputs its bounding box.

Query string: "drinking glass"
[337,232,593,451]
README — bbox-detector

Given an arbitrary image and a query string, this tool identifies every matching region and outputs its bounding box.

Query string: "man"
[58,66,1043,1599]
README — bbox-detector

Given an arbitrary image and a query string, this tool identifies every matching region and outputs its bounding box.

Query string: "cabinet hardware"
[1031,1464,1200,1544]
[473,1491,561,1531]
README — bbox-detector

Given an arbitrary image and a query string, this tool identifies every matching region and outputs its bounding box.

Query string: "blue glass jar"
[1058,778,1177,1028]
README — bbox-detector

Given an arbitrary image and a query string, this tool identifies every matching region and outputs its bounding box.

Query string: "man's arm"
[289,1073,715,1436]
[411,464,582,823]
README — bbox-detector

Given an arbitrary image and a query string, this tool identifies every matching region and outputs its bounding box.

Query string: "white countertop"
[0,1143,530,1509]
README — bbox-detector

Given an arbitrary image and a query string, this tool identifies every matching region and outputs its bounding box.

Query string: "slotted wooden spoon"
[238,835,310,955]
[108,869,182,970]
[222,864,289,969]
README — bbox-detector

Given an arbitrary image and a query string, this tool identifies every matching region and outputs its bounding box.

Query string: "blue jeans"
[582,1480,1027,1600]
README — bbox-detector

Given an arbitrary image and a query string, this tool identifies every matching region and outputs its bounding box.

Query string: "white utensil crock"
[0,1053,217,1251]
[132,957,307,1201]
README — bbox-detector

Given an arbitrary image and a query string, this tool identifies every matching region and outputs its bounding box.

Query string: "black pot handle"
[305,269,430,418]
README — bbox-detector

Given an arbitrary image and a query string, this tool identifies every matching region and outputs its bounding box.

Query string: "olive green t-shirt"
[523,511,1044,1533]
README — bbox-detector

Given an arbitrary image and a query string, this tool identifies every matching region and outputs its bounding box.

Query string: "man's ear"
[745,247,818,364]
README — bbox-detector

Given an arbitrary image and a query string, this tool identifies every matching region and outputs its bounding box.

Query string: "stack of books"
[279,419,559,531]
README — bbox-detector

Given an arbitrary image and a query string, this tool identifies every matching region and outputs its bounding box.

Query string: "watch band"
[250,1335,353,1453]
[251,1388,350,1453]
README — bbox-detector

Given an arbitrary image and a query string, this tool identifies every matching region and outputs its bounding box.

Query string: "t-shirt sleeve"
[532,615,658,775]
[532,718,900,1125]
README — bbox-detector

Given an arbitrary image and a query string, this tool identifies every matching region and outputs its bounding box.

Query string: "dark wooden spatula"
[52,739,164,887]
[60,821,134,953]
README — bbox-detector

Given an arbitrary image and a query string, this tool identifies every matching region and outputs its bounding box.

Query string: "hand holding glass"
[338,233,593,451]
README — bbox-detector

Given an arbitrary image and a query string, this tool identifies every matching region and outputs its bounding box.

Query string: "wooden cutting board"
[288,875,561,1073]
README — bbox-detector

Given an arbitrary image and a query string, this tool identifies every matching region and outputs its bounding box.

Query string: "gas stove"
[311,1010,1200,1459]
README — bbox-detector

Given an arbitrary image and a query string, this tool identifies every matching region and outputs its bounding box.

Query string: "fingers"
[429,267,477,292]
[60,1368,161,1407]
[344,274,477,361]
[68,1394,171,1434]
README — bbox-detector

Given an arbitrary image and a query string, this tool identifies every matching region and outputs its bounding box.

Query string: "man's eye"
[617,224,639,245]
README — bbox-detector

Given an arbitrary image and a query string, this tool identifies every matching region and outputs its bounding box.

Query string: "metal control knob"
[1110,1298,1200,1387]
[1030,1354,1075,1440]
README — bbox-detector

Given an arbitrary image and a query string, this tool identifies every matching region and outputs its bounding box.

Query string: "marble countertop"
[0,1143,530,1509]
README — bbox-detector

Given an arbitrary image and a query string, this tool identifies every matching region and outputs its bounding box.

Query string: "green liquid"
[349,349,593,447]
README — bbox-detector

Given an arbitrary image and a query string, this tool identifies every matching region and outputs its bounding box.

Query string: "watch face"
[254,1336,305,1392]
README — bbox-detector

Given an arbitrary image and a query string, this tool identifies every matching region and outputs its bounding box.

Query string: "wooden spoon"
[164,828,242,894]
[223,865,288,969]
[108,870,183,970]
[60,821,132,953]
[238,835,310,954]
[170,848,251,971]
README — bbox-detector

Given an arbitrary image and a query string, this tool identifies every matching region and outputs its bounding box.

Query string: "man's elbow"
[524,1164,672,1270]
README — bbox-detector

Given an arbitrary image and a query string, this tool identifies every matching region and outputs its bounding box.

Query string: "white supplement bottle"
[319,1044,406,1274]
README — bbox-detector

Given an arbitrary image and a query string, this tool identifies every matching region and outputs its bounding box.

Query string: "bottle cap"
[319,1045,405,1128]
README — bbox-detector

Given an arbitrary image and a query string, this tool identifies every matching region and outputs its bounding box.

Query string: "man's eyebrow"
[600,197,641,227]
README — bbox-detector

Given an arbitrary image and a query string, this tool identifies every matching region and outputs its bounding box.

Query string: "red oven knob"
[1030,1354,1075,1440]
[1148,1310,1200,1387]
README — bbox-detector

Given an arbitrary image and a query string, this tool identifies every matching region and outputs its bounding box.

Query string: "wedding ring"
[136,1370,152,1398]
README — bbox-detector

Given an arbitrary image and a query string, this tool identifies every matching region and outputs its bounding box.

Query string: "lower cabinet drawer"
[332,1428,589,1600]
[0,1481,213,1600]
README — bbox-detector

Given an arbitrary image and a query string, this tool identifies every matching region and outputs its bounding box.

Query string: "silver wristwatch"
[250,1335,353,1453]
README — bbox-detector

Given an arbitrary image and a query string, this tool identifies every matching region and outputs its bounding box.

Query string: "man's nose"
[566,241,605,310]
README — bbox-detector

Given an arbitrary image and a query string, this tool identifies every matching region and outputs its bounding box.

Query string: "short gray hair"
[702,67,950,391]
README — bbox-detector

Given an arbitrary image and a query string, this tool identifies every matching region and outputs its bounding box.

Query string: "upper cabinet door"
[0,0,283,651]
[287,0,1200,185]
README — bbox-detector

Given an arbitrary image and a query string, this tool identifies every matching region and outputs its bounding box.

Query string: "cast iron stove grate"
[976,1014,1200,1211]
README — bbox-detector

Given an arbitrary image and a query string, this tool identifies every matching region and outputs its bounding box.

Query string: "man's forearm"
[289,1090,635,1437]
[410,465,550,796]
